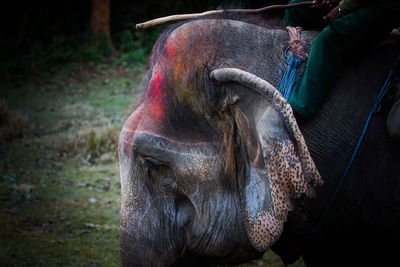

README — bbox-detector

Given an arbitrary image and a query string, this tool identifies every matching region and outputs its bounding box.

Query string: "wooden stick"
[136,1,313,30]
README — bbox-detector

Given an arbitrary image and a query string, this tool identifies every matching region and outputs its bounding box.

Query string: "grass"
[0,62,139,266]
[0,61,304,266]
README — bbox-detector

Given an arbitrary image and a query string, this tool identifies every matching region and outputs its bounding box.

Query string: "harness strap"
[278,26,308,101]
[278,47,303,101]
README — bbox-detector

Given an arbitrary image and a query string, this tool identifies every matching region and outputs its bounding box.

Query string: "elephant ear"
[211,68,323,251]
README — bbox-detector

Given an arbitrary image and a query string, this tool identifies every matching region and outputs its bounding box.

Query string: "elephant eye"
[144,158,160,171]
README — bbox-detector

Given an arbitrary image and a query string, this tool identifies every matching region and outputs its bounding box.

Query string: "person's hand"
[323,6,341,24]
[312,0,339,11]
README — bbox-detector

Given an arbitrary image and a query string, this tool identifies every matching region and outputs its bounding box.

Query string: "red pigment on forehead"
[120,38,180,157]
[152,72,162,97]
[165,40,176,59]
[148,70,163,119]
[164,32,183,59]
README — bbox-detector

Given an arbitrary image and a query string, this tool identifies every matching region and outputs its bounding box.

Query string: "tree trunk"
[90,0,116,54]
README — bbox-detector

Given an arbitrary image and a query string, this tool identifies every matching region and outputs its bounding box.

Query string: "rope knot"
[286,26,308,61]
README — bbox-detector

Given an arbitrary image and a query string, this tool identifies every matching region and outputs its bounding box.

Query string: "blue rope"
[278,47,303,101]
[297,55,400,236]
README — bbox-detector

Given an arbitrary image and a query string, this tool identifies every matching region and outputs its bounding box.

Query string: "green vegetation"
[0,28,161,79]
[0,62,141,266]
[1,0,284,79]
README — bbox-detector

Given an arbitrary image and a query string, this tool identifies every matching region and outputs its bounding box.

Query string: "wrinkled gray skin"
[119,18,400,266]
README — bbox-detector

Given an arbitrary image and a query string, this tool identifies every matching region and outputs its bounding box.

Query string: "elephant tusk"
[135,1,313,30]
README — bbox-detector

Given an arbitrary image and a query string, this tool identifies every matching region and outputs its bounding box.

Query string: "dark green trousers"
[285,0,399,119]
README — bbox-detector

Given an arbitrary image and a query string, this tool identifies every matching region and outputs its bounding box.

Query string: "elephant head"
[119,19,322,266]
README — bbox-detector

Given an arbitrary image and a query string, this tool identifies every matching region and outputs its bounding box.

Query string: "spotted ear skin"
[212,68,322,251]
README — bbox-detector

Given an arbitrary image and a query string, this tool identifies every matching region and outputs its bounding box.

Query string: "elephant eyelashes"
[144,158,160,171]
[143,156,169,176]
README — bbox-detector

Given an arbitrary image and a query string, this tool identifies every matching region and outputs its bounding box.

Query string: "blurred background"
[0,0,301,266]
[1,0,287,77]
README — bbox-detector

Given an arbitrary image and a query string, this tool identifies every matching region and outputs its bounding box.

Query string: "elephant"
[118,15,400,266]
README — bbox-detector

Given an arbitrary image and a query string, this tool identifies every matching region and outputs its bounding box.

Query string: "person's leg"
[288,26,344,119]
[284,0,326,29]
[289,7,396,120]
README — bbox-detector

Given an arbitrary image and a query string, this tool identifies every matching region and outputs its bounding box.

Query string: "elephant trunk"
[119,153,188,266]
[120,195,187,267]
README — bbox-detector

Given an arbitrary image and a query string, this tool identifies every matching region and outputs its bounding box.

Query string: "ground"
[0,62,304,266]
